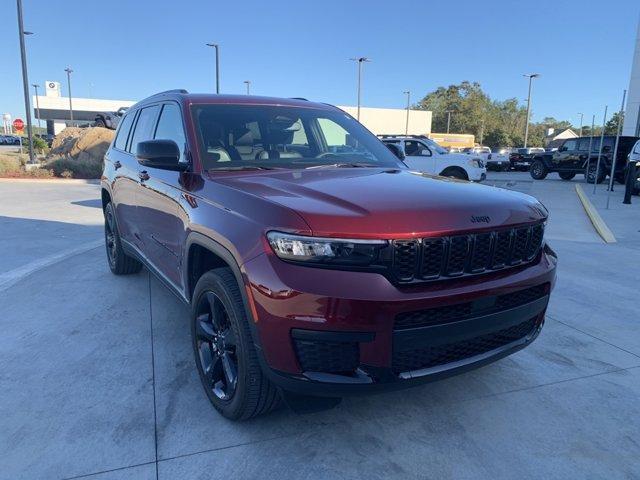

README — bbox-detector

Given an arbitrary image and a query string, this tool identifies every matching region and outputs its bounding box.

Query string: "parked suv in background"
[380,135,486,181]
[102,90,556,420]
[529,135,640,183]
[94,106,129,129]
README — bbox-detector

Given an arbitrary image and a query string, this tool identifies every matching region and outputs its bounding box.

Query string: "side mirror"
[136,140,187,171]
[385,143,405,160]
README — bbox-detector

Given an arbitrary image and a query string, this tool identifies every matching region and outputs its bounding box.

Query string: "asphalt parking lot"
[1,172,639,480]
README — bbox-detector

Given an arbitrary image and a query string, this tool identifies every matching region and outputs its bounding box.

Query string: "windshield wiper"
[305,162,375,169]
[207,165,281,172]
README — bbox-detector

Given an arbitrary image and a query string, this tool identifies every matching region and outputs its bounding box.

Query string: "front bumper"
[241,246,557,396]
[468,167,487,182]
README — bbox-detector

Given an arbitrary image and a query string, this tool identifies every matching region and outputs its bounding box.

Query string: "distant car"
[94,107,129,130]
[529,136,640,183]
[1,135,21,145]
[380,135,486,181]
[509,147,546,171]
[628,139,640,194]
[489,147,512,171]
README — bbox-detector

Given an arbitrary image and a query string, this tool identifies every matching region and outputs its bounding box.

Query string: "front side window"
[191,104,403,171]
[114,112,135,151]
[128,105,160,154]
[154,103,186,162]
[577,138,591,151]
[634,140,640,154]
[562,139,577,151]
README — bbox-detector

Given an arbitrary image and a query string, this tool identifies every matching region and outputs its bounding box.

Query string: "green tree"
[604,112,622,135]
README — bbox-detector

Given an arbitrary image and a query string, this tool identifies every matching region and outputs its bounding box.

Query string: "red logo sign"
[13,118,24,132]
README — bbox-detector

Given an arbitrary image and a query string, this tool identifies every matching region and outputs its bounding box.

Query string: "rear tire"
[440,167,468,180]
[559,172,576,181]
[192,268,280,420]
[586,162,606,184]
[530,160,548,180]
[94,118,106,128]
[104,202,142,275]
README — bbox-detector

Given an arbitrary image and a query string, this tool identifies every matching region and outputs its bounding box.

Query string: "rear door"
[402,140,436,173]
[107,110,139,245]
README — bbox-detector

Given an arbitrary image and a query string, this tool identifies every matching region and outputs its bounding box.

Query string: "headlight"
[468,159,482,168]
[267,231,388,266]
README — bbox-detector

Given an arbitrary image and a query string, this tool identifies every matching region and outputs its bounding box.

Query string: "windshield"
[191,104,404,171]
[421,138,449,155]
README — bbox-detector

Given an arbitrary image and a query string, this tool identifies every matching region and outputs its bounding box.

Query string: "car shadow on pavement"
[71,198,103,209]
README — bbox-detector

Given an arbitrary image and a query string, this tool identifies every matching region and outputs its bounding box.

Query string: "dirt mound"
[45,127,115,178]
[48,127,115,163]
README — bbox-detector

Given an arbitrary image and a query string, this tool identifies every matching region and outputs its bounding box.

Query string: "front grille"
[293,338,359,374]
[392,223,544,283]
[392,317,537,373]
[394,284,547,330]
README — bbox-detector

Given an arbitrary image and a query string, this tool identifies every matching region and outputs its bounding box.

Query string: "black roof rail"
[290,97,308,101]
[377,134,428,139]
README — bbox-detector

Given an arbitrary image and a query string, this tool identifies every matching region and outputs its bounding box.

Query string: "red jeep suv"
[101,90,557,420]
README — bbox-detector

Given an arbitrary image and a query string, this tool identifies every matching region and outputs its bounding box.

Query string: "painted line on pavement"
[575,184,616,244]
[0,239,103,292]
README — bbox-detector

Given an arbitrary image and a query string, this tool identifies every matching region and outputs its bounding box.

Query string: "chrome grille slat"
[391,223,544,284]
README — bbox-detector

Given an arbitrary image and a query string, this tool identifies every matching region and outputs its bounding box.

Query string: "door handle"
[139,171,150,182]
[114,160,122,170]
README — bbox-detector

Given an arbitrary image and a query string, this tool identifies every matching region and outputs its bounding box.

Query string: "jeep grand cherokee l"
[101,90,557,420]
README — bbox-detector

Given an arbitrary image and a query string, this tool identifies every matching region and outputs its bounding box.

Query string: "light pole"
[205,43,220,93]
[65,67,74,125]
[349,57,370,121]
[577,112,583,137]
[16,0,35,163]
[523,73,540,148]
[403,91,410,135]
[445,110,453,134]
[31,83,41,130]
[244,80,251,95]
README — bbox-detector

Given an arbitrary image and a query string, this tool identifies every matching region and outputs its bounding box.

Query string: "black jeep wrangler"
[530,135,639,183]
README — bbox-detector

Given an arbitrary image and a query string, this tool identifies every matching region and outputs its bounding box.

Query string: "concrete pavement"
[1,175,639,479]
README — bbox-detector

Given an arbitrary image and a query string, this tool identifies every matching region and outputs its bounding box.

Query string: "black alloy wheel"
[194,291,239,401]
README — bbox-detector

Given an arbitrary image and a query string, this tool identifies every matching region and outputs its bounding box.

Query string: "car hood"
[211,168,547,238]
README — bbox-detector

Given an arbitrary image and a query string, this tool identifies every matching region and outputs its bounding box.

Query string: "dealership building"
[33,81,433,137]
[623,18,640,136]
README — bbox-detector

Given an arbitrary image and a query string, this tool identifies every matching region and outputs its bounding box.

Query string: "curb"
[575,184,616,243]
[0,178,100,185]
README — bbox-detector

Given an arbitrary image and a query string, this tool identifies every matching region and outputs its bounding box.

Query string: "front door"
[135,102,188,289]
[402,140,436,173]
[553,139,578,170]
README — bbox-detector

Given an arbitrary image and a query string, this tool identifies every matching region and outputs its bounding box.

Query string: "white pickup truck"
[380,135,486,181]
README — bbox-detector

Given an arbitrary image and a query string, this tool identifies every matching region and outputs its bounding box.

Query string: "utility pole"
[577,112,584,137]
[403,91,410,135]
[31,84,41,130]
[606,90,626,207]
[445,110,453,134]
[65,67,74,125]
[349,57,370,121]
[205,43,220,93]
[16,0,35,163]
[244,80,251,95]
[523,73,540,148]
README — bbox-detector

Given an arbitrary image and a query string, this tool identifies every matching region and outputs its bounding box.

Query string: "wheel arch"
[439,165,469,180]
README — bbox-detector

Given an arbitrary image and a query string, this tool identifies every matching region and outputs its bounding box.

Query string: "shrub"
[45,156,102,179]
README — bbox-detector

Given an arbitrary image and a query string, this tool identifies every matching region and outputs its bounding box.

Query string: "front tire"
[192,268,280,420]
[94,118,106,128]
[440,167,468,180]
[104,202,142,275]
[559,172,576,181]
[530,160,548,180]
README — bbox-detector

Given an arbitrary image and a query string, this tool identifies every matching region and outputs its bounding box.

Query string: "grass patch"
[44,156,103,179]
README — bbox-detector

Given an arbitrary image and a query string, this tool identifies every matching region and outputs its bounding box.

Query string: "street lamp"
[577,112,584,137]
[403,91,411,135]
[64,67,74,125]
[523,73,540,148]
[244,80,251,95]
[16,0,35,163]
[31,84,41,130]
[349,57,371,121]
[205,43,220,94]
[445,110,454,134]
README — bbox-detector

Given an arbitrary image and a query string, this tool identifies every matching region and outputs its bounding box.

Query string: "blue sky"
[1,0,638,126]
